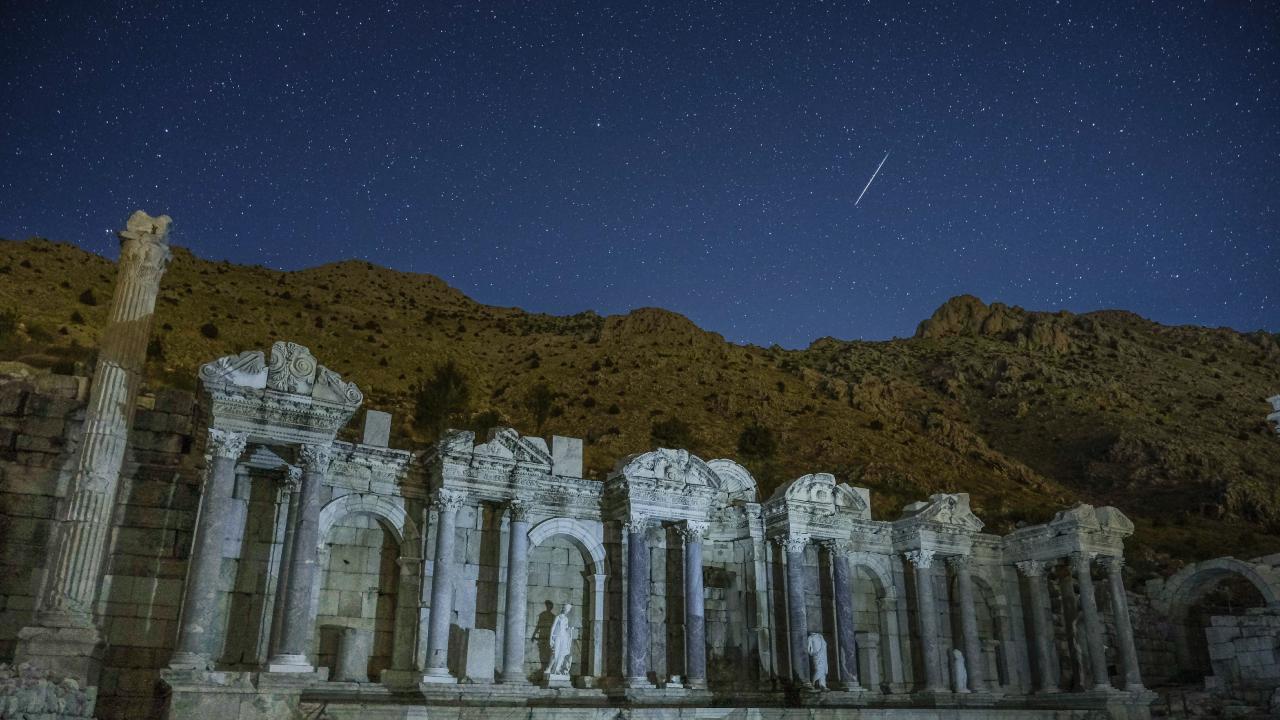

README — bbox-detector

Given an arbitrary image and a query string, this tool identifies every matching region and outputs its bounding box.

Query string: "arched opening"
[1166,565,1276,689]
[850,563,890,691]
[523,519,606,685]
[313,512,401,681]
[969,575,1011,689]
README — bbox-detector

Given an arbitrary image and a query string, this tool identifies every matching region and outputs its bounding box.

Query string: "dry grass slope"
[2,238,1278,577]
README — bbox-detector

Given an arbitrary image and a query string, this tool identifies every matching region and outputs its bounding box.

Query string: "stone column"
[905,549,945,692]
[266,443,332,673]
[994,610,1020,691]
[624,515,652,687]
[778,534,811,687]
[169,429,248,669]
[1016,560,1058,693]
[1099,556,1144,691]
[827,542,862,690]
[590,572,606,679]
[267,466,303,659]
[500,499,530,684]
[17,211,172,682]
[1070,552,1111,690]
[423,488,466,682]
[680,521,709,690]
[947,555,984,692]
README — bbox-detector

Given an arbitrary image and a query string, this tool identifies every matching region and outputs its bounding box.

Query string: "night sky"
[2,2,1277,347]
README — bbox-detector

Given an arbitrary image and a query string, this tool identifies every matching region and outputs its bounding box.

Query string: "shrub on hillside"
[414,359,471,440]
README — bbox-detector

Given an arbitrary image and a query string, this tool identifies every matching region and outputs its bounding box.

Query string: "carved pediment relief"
[200,341,363,409]
[199,350,268,389]
[706,459,757,503]
[902,493,984,532]
[1049,502,1134,538]
[472,427,553,466]
[766,473,869,519]
[618,448,720,488]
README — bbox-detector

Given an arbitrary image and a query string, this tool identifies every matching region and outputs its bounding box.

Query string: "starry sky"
[2,2,1277,347]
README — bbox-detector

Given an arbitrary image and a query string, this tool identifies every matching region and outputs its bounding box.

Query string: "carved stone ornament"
[620,448,719,487]
[117,210,173,285]
[508,498,531,522]
[207,428,249,460]
[314,366,364,406]
[199,350,269,389]
[623,514,650,534]
[1069,551,1095,572]
[267,341,319,394]
[299,443,334,474]
[820,539,854,558]
[432,488,467,513]
[1015,560,1046,577]
[904,548,936,569]
[775,533,810,555]
[945,554,973,572]
[282,465,303,492]
[678,520,710,543]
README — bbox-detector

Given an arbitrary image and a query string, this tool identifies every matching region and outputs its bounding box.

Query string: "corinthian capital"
[431,488,467,513]
[508,498,531,522]
[903,548,936,569]
[282,465,303,492]
[1069,551,1095,573]
[945,554,973,572]
[820,539,855,558]
[678,520,710,543]
[207,428,248,460]
[623,514,650,534]
[774,533,810,555]
[117,211,173,281]
[1015,560,1045,578]
[299,443,334,473]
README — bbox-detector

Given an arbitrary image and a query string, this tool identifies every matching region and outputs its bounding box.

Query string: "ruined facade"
[1,213,1278,719]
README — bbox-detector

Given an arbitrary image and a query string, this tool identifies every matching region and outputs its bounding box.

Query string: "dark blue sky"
[2,2,1277,347]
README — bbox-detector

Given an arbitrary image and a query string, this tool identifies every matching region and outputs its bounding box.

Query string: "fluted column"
[500,499,531,684]
[947,555,984,692]
[17,212,172,682]
[1016,560,1058,693]
[266,443,332,673]
[624,515,653,687]
[905,549,945,692]
[423,488,466,682]
[777,534,811,687]
[170,429,248,669]
[680,521,709,689]
[267,466,303,659]
[1070,552,1111,690]
[826,542,861,690]
[1099,556,1144,691]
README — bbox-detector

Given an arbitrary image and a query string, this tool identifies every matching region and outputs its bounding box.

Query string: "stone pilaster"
[1069,552,1111,690]
[825,541,861,690]
[624,515,653,687]
[1016,560,1058,693]
[947,555,984,692]
[268,465,303,660]
[679,520,709,689]
[423,488,466,682]
[267,443,332,673]
[1099,556,1144,691]
[777,534,811,687]
[500,499,531,684]
[17,211,172,684]
[170,428,248,669]
[904,549,945,693]
[878,594,907,693]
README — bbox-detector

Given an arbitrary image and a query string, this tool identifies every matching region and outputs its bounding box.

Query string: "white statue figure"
[952,648,969,693]
[806,633,828,690]
[547,603,574,675]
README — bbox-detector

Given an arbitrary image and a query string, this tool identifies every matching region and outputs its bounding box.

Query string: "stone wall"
[0,369,205,720]
[314,513,400,681]
[1202,611,1280,691]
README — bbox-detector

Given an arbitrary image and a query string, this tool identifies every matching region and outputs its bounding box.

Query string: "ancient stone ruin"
[1,213,1277,719]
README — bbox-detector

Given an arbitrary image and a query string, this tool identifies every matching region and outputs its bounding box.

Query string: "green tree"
[650,417,695,450]
[523,381,556,432]
[736,421,777,461]
[413,359,471,440]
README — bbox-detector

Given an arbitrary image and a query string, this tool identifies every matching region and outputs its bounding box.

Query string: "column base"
[167,651,215,671]
[265,654,314,674]
[1036,686,1063,694]
[543,673,572,689]
[623,675,654,689]
[420,667,456,684]
[684,678,707,690]
[15,624,105,686]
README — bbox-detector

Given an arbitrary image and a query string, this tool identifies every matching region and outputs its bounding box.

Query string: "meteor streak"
[854,151,890,207]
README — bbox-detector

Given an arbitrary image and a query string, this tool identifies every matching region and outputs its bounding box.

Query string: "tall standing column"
[1070,552,1111,690]
[266,443,332,673]
[1016,560,1058,693]
[947,555,984,692]
[1099,556,1144,691]
[500,499,531,683]
[170,429,248,669]
[267,466,303,659]
[17,211,172,682]
[905,549,945,692]
[423,488,466,682]
[827,542,861,690]
[624,515,653,687]
[680,521,709,689]
[778,534,811,687]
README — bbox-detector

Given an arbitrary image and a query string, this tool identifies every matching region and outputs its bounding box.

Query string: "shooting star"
[854,151,890,207]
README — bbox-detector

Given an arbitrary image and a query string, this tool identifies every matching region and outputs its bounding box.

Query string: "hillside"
[2,237,1278,576]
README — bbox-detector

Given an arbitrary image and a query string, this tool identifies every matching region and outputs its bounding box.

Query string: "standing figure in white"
[952,648,969,693]
[806,633,828,690]
[548,603,574,675]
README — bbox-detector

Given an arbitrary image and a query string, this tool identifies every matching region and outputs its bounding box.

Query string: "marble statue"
[548,603,574,676]
[806,633,828,690]
[951,649,969,693]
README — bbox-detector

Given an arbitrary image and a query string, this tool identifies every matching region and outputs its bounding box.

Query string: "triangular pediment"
[472,427,552,466]
[907,493,984,531]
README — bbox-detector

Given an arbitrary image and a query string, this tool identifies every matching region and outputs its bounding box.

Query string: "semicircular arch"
[527,517,606,573]
[1159,557,1280,616]
[318,492,419,550]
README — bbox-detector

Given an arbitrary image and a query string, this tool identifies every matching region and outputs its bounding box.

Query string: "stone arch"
[527,517,606,573]
[318,492,420,551]
[969,572,1017,689]
[1156,557,1280,678]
